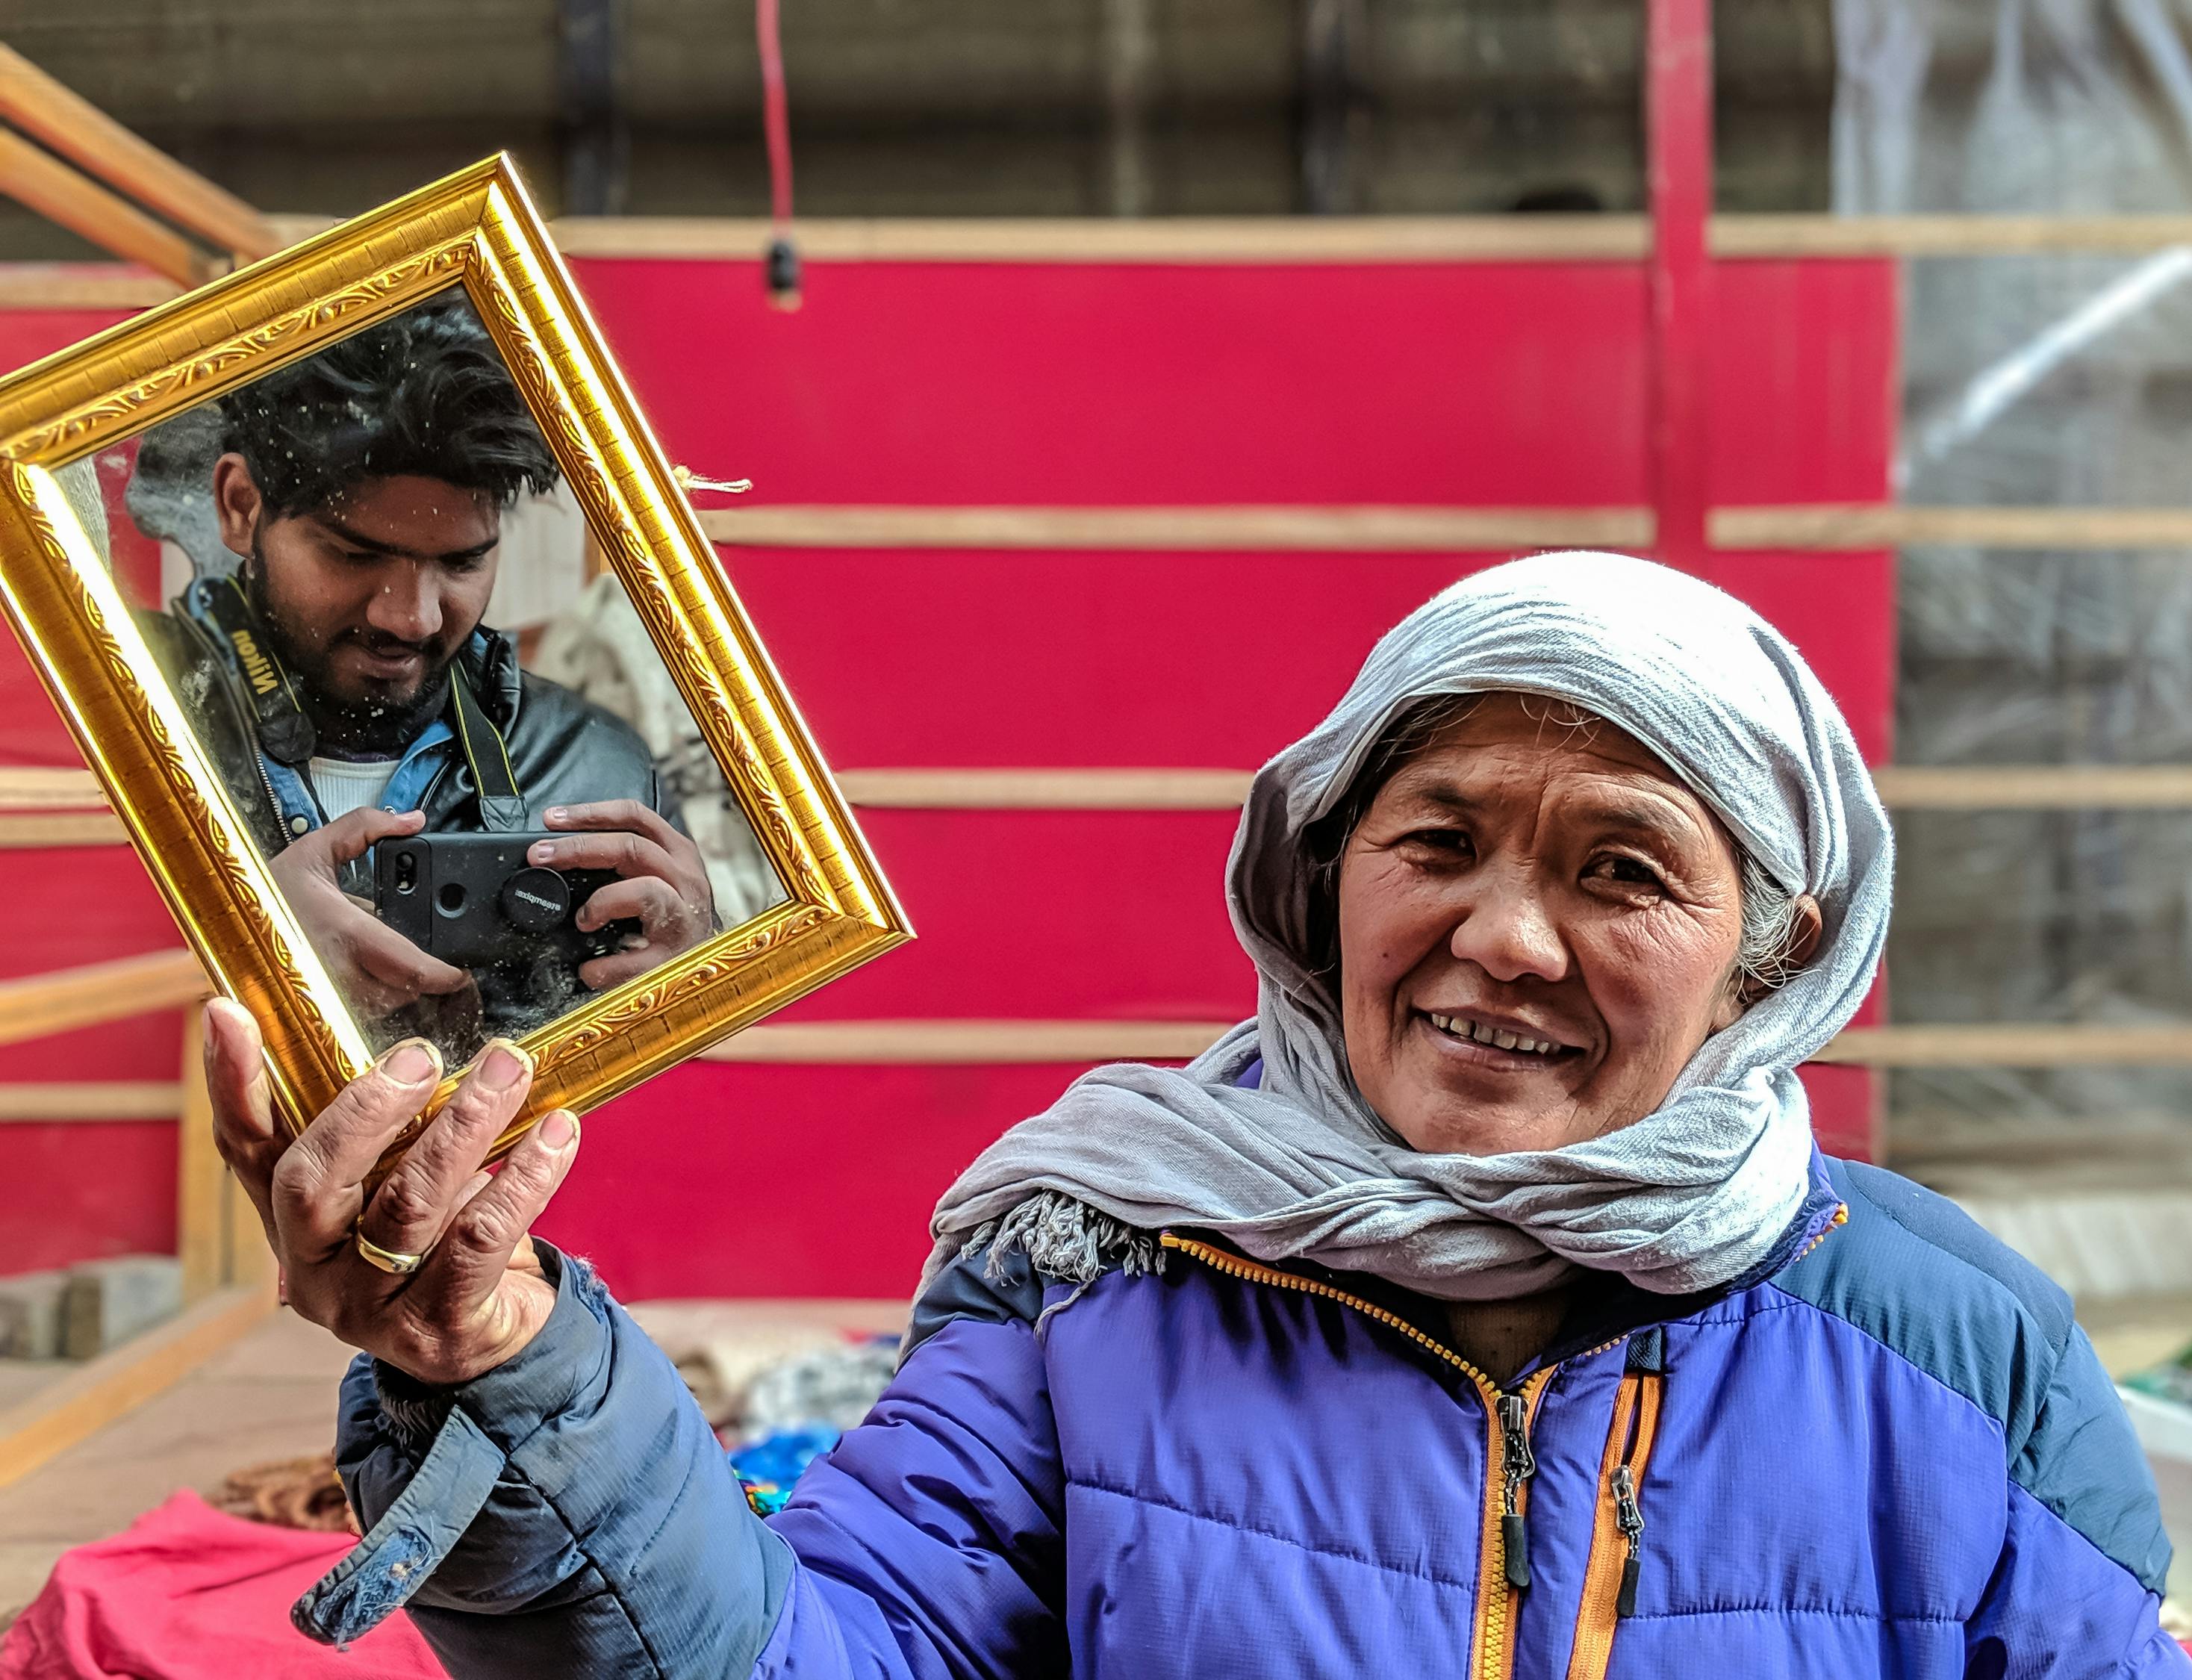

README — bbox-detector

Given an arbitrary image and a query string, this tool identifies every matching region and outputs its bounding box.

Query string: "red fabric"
[0,1491,442,1679]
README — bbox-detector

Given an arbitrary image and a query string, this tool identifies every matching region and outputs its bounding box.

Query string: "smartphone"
[373,831,638,969]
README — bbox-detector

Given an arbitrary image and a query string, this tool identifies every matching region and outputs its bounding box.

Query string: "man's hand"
[270,807,470,1017]
[207,998,579,1386]
[529,800,719,991]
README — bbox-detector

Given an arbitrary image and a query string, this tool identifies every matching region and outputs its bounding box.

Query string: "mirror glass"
[52,287,787,1063]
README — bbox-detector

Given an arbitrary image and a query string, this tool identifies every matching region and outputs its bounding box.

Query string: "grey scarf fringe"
[964,1192,1167,1287]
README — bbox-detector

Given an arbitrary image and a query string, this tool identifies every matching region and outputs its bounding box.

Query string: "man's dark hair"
[218,293,560,520]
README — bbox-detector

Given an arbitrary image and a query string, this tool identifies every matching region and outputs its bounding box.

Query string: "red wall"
[0,253,1899,1297]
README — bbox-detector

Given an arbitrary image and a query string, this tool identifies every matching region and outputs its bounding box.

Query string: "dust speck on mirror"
[54,287,787,1065]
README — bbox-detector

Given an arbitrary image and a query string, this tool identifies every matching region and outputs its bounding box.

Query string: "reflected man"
[140,297,717,1051]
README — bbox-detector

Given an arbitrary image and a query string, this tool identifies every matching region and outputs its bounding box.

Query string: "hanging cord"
[756,0,800,310]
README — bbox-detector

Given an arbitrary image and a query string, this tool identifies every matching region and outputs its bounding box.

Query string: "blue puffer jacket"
[298,1152,2189,1679]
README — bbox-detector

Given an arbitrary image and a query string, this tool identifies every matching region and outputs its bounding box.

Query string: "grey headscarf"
[924,552,1893,1303]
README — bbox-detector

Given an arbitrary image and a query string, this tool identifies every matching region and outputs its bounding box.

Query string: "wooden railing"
[0,948,270,1494]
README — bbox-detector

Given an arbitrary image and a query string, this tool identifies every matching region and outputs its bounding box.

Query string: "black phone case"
[373,832,635,970]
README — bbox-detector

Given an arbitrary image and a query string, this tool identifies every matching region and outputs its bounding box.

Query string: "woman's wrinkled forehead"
[1355,691,1743,855]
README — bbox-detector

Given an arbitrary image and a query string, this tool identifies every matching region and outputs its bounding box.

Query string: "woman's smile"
[1419,1004,1581,1062]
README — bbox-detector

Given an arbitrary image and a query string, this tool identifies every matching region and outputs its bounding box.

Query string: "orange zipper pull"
[1497,1391,1537,1590]
[1612,1463,1644,1617]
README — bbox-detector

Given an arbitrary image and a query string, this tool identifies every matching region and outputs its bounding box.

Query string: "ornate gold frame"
[0,155,909,1165]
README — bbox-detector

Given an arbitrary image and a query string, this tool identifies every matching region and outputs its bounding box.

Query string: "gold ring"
[353,1228,427,1275]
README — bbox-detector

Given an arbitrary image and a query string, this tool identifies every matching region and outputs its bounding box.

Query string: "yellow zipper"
[1562,1200,1847,1679]
[1158,1233,1554,1680]
[1563,1367,1663,1680]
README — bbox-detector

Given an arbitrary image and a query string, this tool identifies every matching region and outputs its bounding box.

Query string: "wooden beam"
[175,1001,222,1301]
[0,129,215,287]
[0,766,103,807]
[700,504,1655,552]
[0,264,178,310]
[551,214,1654,264]
[839,765,2192,811]
[22,760,2192,820]
[0,1081,181,1121]
[550,211,2192,267]
[837,768,1256,809]
[0,949,206,1048]
[0,1284,275,1494]
[0,43,277,262]
[1872,766,2192,809]
[1712,504,2192,551]
[1714,214,2192,258]
[702,1018,1235,1064]
[694,1015,2192,1068]
[1815,1024,2192,1068]
[0,811,125,847]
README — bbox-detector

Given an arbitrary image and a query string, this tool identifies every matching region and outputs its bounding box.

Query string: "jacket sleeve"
[305,1241,1067,1680]
[1965,1325,2191,1678]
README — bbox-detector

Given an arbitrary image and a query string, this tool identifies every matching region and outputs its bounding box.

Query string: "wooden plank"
[0,949,205,1048]
[18,760,2171,819]
[702,1018,1235,1064]
[691,1015,2192,1069]
[1711,504,2192,551]
[0,767,103,807]
[549,212,2192,265]
[1815,1024,2192,1067]
[838,765,2192,811]
[837,768,1255,809]
[1714,214,2192,258]
[0,1082,181,1121]
[0,129,214,287]
[552,214,1653,264]
[693,1016,2192,1068]
[0,43,277,261]
[175,1001,221,1301]
[0,811,126,847]
[700,504,1655,552]
[550,211,2192,267]
[1873,765,2192,809]
[0,264,178,310]
[0,1284,275,1493]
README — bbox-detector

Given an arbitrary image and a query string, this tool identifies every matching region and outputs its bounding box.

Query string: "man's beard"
[242,538,459,759]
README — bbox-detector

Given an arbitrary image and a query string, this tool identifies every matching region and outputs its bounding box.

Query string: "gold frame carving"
[0,156,909,1165]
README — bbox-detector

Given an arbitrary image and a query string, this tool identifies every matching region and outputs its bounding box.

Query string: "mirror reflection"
[57,288,786,1061]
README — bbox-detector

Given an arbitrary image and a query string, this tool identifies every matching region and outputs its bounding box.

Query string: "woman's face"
[1336,692,1760,1156]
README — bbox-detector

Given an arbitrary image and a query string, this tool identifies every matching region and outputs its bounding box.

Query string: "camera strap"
[186,576,527,831]
[446,662,526,833]
[190,576,317,766]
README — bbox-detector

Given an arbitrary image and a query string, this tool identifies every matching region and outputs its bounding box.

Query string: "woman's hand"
[269,807,471,1018]
[528,800,719,991]
[206,998,582,1386]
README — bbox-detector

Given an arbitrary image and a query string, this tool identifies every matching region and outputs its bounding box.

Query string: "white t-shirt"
[308,756,400,824]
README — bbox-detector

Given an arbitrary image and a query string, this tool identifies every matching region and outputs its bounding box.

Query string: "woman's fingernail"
[540,1110,578,1148]
[476,1042,531,1092]
[529,841,555,864]
[382,1040,439,1085]
[545,806,569,824]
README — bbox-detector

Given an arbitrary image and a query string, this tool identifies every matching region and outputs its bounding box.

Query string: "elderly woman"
[210,553,2183,1679]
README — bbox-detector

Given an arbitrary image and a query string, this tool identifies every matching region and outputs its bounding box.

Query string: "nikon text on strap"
[193,577,317,766]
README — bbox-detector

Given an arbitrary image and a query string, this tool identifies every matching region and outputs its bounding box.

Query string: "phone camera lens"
[393,853,417,895]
